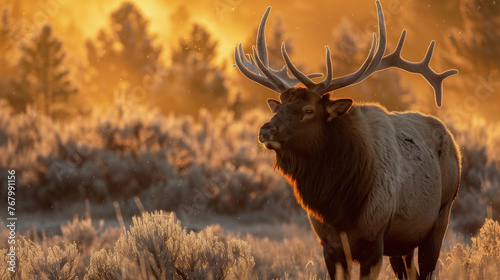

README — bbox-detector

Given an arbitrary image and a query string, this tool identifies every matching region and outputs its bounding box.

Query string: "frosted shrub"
[61,217,97,253]
[29,243,80,280]
[85,249,122,280]
[2,102,295,219]
[444,219,500,279]
[468,219,500,279]
[247,235,326,279]
[442,243,469,279]
[0,238,80,280]
[0,237,33,280]
[0,249,9,280]
[3,99,499,233]
[448,119,500,234]
[86,211,254,279]
[95,227,121,251]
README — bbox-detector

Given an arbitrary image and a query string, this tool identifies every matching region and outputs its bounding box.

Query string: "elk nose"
[260,122,278,134]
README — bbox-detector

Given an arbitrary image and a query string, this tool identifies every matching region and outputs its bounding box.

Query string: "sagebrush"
[0,100,499,234]
[3,215,500,279]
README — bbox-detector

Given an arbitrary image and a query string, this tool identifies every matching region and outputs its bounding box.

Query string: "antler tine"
[236,44,265,78]
[281,43,317,89]
[234,7,324,94]
[316,46,333,92]
[256,7,271,67]
[253,46,290,92]
[324,0,458,107]
[323,33,378,93]
[234,45,280,92]
[373,35,459,107]
[360,0,388,79]
[236,1,457,104]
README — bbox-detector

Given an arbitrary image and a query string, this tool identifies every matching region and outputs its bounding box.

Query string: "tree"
[9,25,77,117]
[0,7,16,75]
[156,23,229,116]
[443,0,499,78]
[0,6,20,106]
[328,18,413,111]
[85,2,162,106]
[440,0,499,122]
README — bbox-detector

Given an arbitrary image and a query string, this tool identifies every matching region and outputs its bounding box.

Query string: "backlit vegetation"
[0,0,498,279]
[2,213,500,279]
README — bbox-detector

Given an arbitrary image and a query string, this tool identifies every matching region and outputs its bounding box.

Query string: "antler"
[234,0,458,107]
[322,0,458,107]
[234,7,323,93]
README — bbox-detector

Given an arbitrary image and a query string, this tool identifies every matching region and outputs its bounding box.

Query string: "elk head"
[234,0,458,152]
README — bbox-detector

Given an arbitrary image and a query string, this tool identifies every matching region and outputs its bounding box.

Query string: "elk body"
[235,1,461,279]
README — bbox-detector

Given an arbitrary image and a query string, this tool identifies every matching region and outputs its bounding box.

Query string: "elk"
[234,1,461,279]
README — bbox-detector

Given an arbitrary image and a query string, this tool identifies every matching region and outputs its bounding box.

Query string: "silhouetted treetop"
[10,25,77,117]
[444,0,499,74]
[86,2,162,102]
[154,23,229,116]
[171,23,217,65]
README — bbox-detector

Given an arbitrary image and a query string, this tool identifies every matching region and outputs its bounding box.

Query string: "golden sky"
[2,0,459,70]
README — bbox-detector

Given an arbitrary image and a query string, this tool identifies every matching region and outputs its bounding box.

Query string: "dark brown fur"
[271,89,375,228]
[259,87,461,279]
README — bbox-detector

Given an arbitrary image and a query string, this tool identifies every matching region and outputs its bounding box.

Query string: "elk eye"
[305,110,314,115]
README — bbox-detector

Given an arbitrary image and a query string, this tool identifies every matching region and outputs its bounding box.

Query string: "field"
[0,0,499,279]
[1,103,500,279]
[1,211,500,279]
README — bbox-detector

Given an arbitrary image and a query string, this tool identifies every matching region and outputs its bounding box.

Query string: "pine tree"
[440,0,499,121]
[156,23,229,116]
[0,7,16,75]
[329,18,413,111]
[85,2,162,105]
[10,25,77,116]
[0,7,19,106]
[444,0,499,76]
[172,24,217,65]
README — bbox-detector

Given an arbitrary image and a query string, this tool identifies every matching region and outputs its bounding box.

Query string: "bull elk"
[234,1,461,279]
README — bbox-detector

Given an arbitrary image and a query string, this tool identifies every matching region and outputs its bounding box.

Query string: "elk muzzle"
[259,122,283,150]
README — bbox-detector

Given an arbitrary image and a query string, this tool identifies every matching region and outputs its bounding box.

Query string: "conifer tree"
[10,25,77,116]
[328,18,413,111]
[440,0,499,121]
[0,7,19,108]
[0,7,16,75]
[85,2,162,105]
[443,0,499,76]
[157,23,229,116]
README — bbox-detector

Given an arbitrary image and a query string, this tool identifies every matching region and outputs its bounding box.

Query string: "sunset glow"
[0,0,498,279]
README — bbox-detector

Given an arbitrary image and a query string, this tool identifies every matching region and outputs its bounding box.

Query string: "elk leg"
[390,250,419,280]
[418,204,452,280]
[322,239,350,280]
[359,239,383,280]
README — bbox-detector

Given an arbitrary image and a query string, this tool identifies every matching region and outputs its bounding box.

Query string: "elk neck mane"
[274,106,376,228]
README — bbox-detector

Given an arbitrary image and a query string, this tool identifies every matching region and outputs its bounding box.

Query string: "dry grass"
[2,213,500,279]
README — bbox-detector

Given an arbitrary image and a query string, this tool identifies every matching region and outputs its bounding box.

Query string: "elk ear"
[267,98,281,112]
[326,98,353,121]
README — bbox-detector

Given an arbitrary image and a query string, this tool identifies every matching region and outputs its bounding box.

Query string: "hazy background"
[0,0,499,278]
[1,0,498,117]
